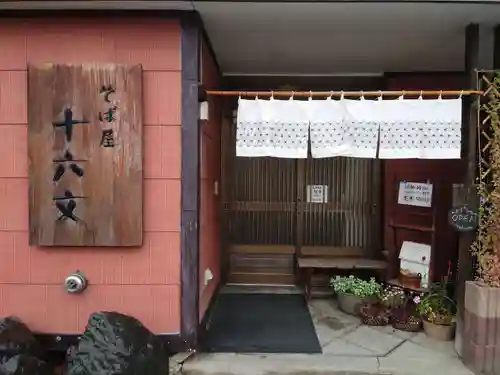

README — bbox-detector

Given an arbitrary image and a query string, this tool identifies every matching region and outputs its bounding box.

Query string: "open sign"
[448,206,478,232]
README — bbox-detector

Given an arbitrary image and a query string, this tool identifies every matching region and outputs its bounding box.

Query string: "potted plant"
[359,299,390,326]
[358,286,405,327]
[380,286,407,310]
[330,275,381,316]
[390,296,422,332]
[414,291,456,341]
[414,265,457,341]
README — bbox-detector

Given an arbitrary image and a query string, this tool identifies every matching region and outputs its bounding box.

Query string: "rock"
[0,317,52,375]
[0,317,40,357]
[0,355,53,375]
[66,312,169,375]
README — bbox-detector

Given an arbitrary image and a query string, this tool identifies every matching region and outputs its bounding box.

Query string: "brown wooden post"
[455,23,495,357]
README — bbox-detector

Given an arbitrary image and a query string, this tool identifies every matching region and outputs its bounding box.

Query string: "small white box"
[399,241,431,288]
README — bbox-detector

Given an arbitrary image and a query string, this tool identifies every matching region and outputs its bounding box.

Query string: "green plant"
[414,261,457,325]
[472,72,500,287]
[329,275,382,298]
[380,286,407,308]
[414,292,456,325]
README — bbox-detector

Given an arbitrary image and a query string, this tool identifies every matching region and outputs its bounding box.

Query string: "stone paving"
[309,298,459,358]
[178,289,475,375]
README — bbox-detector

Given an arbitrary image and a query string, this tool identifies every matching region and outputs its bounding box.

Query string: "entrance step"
[179,353,474,375]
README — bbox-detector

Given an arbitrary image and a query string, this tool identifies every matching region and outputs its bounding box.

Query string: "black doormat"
[202,293,322,353]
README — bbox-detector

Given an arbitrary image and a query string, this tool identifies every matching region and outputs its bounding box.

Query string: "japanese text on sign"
[99,85,117,147]
[397,181,433,208]
[307,185,328,203]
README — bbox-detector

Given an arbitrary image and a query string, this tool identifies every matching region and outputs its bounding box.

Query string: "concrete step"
[177,352,474,375]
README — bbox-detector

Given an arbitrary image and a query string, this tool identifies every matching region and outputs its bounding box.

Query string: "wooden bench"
[297,246,387,300]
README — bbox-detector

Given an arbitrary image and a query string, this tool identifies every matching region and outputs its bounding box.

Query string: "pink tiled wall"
[0,18,181,334]
[199,40,221,319]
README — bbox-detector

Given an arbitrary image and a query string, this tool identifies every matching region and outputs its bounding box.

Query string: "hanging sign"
[448,205,478,232]
[28,64,143,247]
[307,185,328,203]
[397,181,433,208]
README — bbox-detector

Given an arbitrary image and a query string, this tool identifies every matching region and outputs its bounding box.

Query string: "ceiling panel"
[193,2,500,74]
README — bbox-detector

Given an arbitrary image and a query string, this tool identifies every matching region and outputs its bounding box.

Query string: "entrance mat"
[203,293,322,353]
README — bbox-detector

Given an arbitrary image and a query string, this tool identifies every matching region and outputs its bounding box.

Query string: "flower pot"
[423,320,455,341]
[359,303,390,326]
[337,292,363,315]
[390,304,422,332]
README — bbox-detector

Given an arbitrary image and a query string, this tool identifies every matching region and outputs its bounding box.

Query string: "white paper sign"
[398,181,433,207]
[307,185,328,203]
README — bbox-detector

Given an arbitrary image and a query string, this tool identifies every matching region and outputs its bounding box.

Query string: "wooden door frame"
[295,159,306,258]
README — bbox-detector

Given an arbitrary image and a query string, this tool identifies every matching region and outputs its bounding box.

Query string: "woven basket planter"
[391,305,422,332]
[359,303,390,326]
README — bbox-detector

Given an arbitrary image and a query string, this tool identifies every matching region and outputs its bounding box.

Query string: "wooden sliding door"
[221,114,380,285]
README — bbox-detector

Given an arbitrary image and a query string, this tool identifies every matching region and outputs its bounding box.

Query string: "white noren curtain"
[309,97,380,159]
[378,97,462,159]
[236,98,309,158]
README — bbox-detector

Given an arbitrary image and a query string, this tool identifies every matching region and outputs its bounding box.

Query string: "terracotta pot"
[423,320,455,341]
[337,292,363,315]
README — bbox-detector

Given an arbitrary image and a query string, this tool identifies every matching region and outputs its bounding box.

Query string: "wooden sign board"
[28,64,143,246]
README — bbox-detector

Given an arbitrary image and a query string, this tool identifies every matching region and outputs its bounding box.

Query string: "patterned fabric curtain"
[235,95,461,160]
[308,98,347,158]
[342,98,381,159]
[236,98,309,158]
[378,97,462,159]
[309,97,380,159]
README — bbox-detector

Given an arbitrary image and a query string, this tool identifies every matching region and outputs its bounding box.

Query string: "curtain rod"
[205,89,484,98]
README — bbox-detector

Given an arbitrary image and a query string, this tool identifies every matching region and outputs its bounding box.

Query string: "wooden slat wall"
[302,157,375,251]
[28,64,143,246]
[223,110,378,285]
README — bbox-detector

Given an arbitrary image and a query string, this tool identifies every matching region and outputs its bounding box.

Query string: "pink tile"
[0,282,180,333]
[0,232,29,283]
[0,71,27,125]
[0,19,184,336]
[118,285,155,328]
[0,284,48,329]
[0,26,27,70]
[75,285,124,329]
[99,251,124,285]
[30,232,181,286]
[144,179,180,232]
[144,125,181,179]
[29,247,67,284]
[150,285,180,333]
[113,21,180,71]
[27,26,115,65]
[45,285,79,332]
[148,232,180,285]
[120,247,151,285]
[143,72,181,126]
[119,232,179,285]
[0,178,28,231]
[0,125,28,178]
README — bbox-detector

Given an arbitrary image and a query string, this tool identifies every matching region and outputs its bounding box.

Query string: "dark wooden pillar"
[180,13,201,351]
